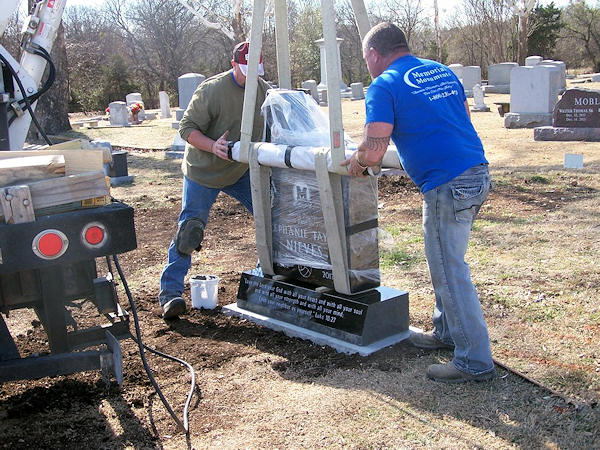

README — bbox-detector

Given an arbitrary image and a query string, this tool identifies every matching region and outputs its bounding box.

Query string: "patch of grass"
[380,248,420,270]
[528,175,551,184]
[525,301,566,322]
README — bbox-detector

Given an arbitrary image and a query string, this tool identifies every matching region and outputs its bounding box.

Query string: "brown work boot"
[426,362,496,384]
[162,296,187,320]
[409,331,454,350]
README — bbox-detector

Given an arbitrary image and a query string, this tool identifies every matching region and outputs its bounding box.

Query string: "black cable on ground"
[111,254,196,434]
[493,357,584,408]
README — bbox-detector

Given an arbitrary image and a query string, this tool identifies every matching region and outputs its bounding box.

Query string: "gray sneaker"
[427,362,496,383]
[162,296,187,319]
[409,331,455,350]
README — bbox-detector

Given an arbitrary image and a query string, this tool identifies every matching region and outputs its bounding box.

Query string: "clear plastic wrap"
[271,167,380,292]
[262,89,331,146]
[261,89,380,293]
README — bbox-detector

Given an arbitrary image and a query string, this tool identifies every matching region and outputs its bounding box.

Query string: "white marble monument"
[504,65,560,128]
[485,62,518,94]
[541,60,567,91]
[525,55,543,67]
[159,91,171,119]
[351,82,365,100]
[108,101,129,127]
[301,80,319,102]
[175,73,205,121]
[125,92,144,108]
[448,63,464,80]
[462,66,482,97]
[471,84,490,112]
[315,37,348,92]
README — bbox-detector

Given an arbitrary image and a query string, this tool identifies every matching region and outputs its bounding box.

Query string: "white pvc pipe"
[230,141,402,174]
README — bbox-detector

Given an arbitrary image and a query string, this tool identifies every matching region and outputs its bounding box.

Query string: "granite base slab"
[534,126,600,141]
[504,112,552,128]
[165,150,184,159]
[109,175,134,186]
[234,271,409,349]
[223,303,413,356]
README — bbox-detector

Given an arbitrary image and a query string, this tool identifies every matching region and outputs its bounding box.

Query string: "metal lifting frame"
[237,0,371,294]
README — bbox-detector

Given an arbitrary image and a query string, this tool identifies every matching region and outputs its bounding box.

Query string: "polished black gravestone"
[553,88,600,128]
[535,88,600,141]
[271,167,380,293]
[224,271,409,354]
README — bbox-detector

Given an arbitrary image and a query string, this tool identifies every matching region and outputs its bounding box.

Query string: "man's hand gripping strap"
[175,218,205,255]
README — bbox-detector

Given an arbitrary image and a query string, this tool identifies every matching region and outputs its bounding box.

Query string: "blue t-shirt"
[365,55,487,193]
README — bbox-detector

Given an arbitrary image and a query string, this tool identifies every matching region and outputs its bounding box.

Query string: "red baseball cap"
[233,41,264,76]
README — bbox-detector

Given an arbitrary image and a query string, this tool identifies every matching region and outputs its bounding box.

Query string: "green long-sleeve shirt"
[179,70,269,188]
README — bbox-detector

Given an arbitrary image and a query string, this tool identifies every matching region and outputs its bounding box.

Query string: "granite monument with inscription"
[534,88,600,141]
[224,90,410,354]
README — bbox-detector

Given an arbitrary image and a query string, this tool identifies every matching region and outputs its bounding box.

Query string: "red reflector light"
[38,233,63,256]
[85,226,104,245]
[81,222,107,248]
[32,229,69,260]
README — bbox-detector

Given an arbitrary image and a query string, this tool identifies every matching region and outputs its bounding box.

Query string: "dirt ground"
[1,88,600,449]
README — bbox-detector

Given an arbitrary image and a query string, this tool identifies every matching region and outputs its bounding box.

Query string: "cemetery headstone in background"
[525,55,543,67]
[350,82,364,100]
[108,101,129,127]
[301,80,319,103]
[534,88,600,141]
[504,65,560,128]
[159,91,171,119]
[471,84,490,112]
[125,92,144,108]
[169,73,206,157]
[485,62,518,94]
[315,37,348,93]
[175,73,206,121]
[448,63,464,81]
[541,60,567,92]
[461,66,482,97]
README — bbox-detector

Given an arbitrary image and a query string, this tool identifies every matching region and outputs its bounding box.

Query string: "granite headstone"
[301,80,319,102]
[553,88,600,128]
[159,91,171,119]
[350,82,365,100]
[108,101,129,127]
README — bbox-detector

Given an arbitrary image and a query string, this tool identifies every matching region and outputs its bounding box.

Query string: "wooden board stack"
[0,140,113,224]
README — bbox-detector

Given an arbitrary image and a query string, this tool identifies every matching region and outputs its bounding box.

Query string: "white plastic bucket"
[189,275,219,309]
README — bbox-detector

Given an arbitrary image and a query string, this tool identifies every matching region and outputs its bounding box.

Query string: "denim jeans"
[422,164,494,375]
[159,172,253,305]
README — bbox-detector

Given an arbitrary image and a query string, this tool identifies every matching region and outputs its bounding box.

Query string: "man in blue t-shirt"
[342,22,495,383]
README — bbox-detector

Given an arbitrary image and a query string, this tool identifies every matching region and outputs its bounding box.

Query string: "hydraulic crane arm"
[1,0,66,150]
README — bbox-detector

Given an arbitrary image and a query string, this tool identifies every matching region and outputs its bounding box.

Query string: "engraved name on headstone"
[553,88,600,128]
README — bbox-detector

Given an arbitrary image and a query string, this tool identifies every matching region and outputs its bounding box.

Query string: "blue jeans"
[422,164,494,375]
[159,173,253,305]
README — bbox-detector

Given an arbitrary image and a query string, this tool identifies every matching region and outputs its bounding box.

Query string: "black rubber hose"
[0,51,53,145]
[20,44,56,105]
[111,254,196,434]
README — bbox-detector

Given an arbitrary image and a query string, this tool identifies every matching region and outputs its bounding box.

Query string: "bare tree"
[445,0,515,72]
[562,1,600,72]
[508,0,537,65]
[434,0,442,61]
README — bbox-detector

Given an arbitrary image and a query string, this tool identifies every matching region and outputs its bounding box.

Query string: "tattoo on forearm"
[364,135,390,152]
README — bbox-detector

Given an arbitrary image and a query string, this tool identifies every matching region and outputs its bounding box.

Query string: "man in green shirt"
[159,41,270,319]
